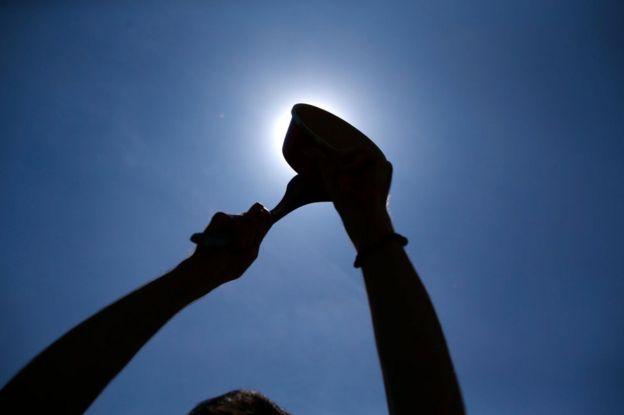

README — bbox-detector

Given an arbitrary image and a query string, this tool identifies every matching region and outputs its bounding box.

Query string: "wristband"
[353,233,408,268]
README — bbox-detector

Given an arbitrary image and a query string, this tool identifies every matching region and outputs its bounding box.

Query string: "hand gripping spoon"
[190,174,329,248]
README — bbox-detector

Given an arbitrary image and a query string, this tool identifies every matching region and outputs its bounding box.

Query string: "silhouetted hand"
[309,146,465,415]
[0,203,273,415]
[308,145,394,250]
[189,203,272,288]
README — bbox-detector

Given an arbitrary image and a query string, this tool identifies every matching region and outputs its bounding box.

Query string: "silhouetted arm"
[349,210,464,415]
[0,204,271,414]
[315,147,465,415]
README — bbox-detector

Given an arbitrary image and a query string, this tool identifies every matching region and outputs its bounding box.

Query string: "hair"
[188,389,290,415]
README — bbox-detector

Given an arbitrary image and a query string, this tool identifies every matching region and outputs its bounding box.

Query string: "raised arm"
[0,203,271,414]
[315,147,465,415]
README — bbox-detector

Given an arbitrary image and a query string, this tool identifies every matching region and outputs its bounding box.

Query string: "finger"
[251,202,272,230]
[241,203,271,248]
[230,218,251,251]
[228,204,264,252]
[249,203,272,245]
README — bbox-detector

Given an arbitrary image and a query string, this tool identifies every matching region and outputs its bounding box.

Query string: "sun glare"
[272,109,293,158]
[268,95,353,177]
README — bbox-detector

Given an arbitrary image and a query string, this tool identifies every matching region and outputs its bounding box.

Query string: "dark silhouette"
[191,174,329,248]
[0,104,464,414]
[189,390,288,415]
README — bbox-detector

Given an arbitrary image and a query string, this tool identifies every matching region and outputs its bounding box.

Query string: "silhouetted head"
[189,389,289,415]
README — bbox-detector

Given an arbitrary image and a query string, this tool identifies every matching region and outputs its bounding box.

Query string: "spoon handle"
[190,174,329,249]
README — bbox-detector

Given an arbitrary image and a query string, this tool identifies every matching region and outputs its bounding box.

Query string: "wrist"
[340,208,395,252]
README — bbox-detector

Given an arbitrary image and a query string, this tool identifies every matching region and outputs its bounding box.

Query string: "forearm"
[362,243,464,414]
[345,211,464,415]
[0,256,219,414]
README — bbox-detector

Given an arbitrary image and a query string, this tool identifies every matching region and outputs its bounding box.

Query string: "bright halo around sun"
[272,109,293,159]
[268,95,353,178]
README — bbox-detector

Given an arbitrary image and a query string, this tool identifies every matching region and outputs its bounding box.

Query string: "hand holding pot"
[281,104,395,251]
[309,145,395,251]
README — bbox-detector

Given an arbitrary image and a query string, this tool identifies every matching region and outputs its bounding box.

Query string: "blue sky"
[1,1,623,414]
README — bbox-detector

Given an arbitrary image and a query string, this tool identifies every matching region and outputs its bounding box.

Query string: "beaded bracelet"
[353,233,408,268]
